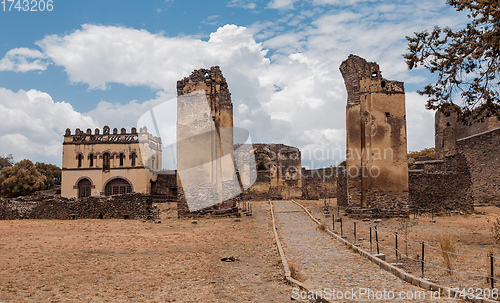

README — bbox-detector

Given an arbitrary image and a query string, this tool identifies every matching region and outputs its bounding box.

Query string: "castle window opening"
[78,178,91,198]
[89,153,94,167]
[131,152,136,167]
[77,154,83,168]
[105,178,132,196]
[103,152,110,171]
[119,153,124,166]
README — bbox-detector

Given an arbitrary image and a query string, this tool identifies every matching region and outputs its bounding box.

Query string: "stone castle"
[19,57,498,219]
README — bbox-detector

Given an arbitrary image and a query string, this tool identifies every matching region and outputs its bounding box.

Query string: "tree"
[0,154,13,170]
[404,0,500,122]
[0,159,47,198]
[35,162,61,189]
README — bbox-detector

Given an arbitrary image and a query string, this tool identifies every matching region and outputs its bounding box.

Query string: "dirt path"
[273,200,463,302]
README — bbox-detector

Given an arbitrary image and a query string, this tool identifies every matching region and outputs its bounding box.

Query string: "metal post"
[375,227,379,255]
[370,227,372,253]
[395,232,398,263]
[354,222,357,244]
[491,254,495,289]
[421,242,425,279]
[340,217,343,237]
[332,214,335,231]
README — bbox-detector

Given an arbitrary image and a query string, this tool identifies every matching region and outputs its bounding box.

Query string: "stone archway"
[77,178,92,198]
[103,177,133,196]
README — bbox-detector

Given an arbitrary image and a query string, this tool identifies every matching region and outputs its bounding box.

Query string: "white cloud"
[227,0,256,9]
[0,48,49,72]
[267,0,299,10]
[2,0,467,167]
[0,88,97,164]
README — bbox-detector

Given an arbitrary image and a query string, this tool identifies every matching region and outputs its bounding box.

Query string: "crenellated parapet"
[63,126,161,150]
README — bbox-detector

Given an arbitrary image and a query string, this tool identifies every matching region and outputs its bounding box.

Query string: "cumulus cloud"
[0,88,97,164]
[0,48,49,72]
[1,0,465,167]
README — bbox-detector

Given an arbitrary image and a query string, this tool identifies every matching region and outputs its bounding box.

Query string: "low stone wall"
[409,153,474,212]
[0,193,157,220]
[301,167,339,200]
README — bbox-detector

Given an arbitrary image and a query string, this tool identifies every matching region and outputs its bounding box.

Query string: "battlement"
[63,125,161,149]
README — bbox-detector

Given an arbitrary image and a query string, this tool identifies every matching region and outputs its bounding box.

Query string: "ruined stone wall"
[301,167,339,200]
[150,173,177,200]
[244,143,302,200]
[0,193,156,220]
[409,154,474,212]
[337,168,348,207]
[340,55,409,216]
[176,66,236,216]
[435,110,500,159]
[456,128,500,204]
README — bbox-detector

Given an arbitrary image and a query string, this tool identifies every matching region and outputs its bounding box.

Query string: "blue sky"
[0,0,468,168]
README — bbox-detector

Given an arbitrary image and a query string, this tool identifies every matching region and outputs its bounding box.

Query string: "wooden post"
[354,222,357,244]
[375,227,379,255]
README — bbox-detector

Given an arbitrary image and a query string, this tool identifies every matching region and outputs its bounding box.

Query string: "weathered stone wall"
[336,167,348,207]
[456,128,500,204]
[340,54,409,216]
[151,173,178,200]
[435,110,500,159]
[409,154,474,212]
[176,66,236,216]
[0,193,157,220]
[301,167,339,200]
[245,143,302,200]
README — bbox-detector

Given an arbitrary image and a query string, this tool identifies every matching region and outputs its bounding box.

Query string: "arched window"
[77,154,83,168]
[104,178,132,196]
[78,178,91,198]
[89,153,94,167]
[119,153,124,166]
[103,152,110,171]
[131,152,136,167]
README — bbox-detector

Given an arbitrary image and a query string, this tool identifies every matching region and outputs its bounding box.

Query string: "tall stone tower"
[176,66,238,215]
[339,55,409,217]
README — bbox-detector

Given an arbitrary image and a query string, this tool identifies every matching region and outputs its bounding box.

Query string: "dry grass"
[439,235,457,273]
[300,199,500,291]
[289,264,301,281]
[317,223,326,231]
[0,202,293,303]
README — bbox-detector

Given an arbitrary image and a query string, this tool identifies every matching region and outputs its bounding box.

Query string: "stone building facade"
[339,55,409,216]
[61,126,161,198]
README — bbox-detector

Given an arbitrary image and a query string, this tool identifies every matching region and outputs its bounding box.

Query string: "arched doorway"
[104,178,132,196]
[78,178,92,198]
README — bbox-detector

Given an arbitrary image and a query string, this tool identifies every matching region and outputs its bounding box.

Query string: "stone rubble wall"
[0,192,157,220]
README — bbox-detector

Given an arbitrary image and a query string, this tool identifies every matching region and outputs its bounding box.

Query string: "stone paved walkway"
[273,200,462,302]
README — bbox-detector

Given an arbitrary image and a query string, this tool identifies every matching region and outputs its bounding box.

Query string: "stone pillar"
[340,55,409,217]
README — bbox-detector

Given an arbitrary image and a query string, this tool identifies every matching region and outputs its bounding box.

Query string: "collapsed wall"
[301,167,339,200]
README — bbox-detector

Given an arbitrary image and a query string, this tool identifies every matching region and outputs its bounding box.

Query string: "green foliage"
[404,0,500,122]
[35,162,61,189]
[0,160,47,198]
[0,154,14,170]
